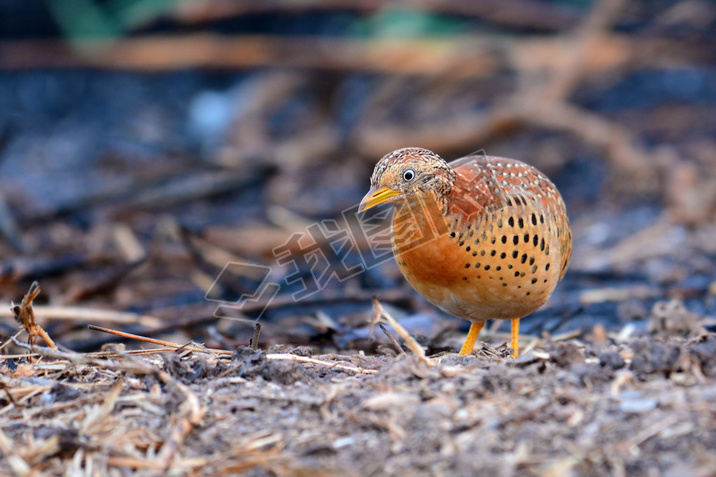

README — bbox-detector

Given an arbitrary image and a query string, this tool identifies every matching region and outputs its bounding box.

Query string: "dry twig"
[87,325,232,356]
[0,305,162,327]
[155,370,205,470]
[0,426,31,476]
[266,354,377,374]
[371,298,432,366]
[85,324,376,374]
[8,341,206,470]
[379,323,406,355]
[250,322,262,350]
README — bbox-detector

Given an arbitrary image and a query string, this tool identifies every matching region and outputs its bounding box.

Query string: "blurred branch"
[1,30,711,74]
[350,94,662,192]
[1,31,711,76]
[352,0,670,196]
[172,0,583,32]
[536,0,625,100]
[0,35,496,76]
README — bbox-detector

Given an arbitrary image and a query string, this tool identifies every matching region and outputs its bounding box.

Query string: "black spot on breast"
[531,278,538,284]
[508,217,515,227]
[502,283,508,287]
[545,263,550,271]
[463,277,468,281]
[521,254,528,264]
[523,233,529,243]
[533,235,538,247]
[481,250,486,256]
[475,262,481,268]
[529,257,535,265]
[466,246,471,252]
[545,244,550,255]
[514,271,520,277]
[526,291,531,296]
[512,250,519,259]
[540,238,545,251]
[490,250,496,256]
[450,232,456,238]
[501,235,507,244]
[540,215,545,224]
[532,265,538,273]
[513,236,519,245]
[497,218,503,228]
[472,251,478,256]
[491,236,496,244]
[459,241,464,246]
[518,218,524,228]
[500,252,506,259]
[484,265,490,270]
[465,264,470,268]
[531,213,537,225]
[496,266,501,271]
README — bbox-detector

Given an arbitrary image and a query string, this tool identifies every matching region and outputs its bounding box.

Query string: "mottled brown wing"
[447,154,572,281]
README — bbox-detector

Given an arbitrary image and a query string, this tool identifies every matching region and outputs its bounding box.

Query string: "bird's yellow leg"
[460,321,485,355]
[511,318,520,357]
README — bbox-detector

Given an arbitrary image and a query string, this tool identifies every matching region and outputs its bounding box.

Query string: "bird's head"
[358,147,456,212]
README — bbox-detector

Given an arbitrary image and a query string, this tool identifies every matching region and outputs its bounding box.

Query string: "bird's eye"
[403,169,415,182]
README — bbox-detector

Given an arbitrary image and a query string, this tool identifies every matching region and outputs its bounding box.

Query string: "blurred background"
[0,0,715,353]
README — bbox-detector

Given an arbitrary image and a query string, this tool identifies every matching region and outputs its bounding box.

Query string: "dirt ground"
[1,317,716,476]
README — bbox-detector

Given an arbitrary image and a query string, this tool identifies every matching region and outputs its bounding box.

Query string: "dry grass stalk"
[106,456,208,470]
[250,322,262,350]
[371,298,432,366]
[6,341,207,471]
[0,426,31,475]
[0,330,22,353]
[80,379,123,436]
[379,323,406,355]
[155,369,206,470]
[11,322,378,377]
[266,354,377,374]
[87,324,232,356]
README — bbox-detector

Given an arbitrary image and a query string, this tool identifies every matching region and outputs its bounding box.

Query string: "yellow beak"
[358,187,401,212]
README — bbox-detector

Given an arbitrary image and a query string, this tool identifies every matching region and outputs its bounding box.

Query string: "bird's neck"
[391,191,452,251]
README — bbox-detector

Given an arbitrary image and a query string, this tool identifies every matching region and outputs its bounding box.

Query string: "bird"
[358,147,572,357]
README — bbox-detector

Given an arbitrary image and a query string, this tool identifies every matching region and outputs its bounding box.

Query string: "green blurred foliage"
[353,8,469,39]
[46,0,182,40]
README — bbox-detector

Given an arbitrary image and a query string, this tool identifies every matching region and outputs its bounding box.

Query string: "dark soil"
[199,337,716,477]
[2,332,715,476]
